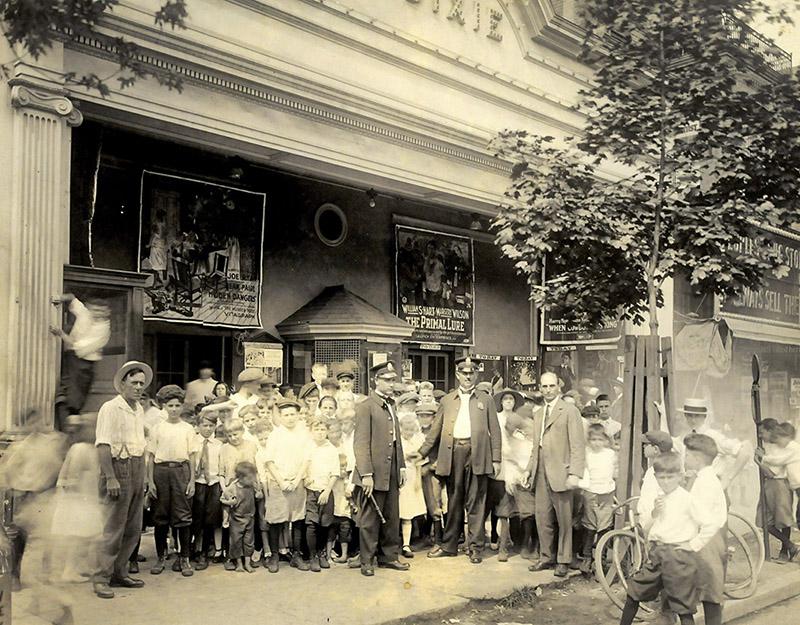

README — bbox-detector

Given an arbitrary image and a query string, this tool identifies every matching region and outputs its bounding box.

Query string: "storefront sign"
[540,309,622,346]
[721,230,800,326]
[395,225,475,346]
[243,342,283,384]
[138,171,265,328]
[419,343,443,351]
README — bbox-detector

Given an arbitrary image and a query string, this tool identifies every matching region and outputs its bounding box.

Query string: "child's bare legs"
[620,597,696,625]
[520,516,536,559]
[234,557,244,572]
[242,557,254,573]
[401,520,413,549]
[497,518,510,562]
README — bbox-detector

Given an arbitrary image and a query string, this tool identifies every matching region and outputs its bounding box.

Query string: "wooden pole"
[751,355,771,561]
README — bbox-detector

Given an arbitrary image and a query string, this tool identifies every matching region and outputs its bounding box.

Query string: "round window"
[314,203,348,247]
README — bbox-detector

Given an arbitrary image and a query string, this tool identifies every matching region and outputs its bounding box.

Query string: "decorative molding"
[276,323,415,341]
[509,0,586,58]
[9,82,84,127]
[67,33,510,174]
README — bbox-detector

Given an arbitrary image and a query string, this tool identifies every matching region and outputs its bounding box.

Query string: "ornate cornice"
[9,82,84,127]
[67,33,510,174]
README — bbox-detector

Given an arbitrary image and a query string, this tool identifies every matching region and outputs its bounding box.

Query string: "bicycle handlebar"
[612,496,641,515]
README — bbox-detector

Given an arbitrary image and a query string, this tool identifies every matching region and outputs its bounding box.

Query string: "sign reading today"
[404,0,504,42]
[721,230,800,326]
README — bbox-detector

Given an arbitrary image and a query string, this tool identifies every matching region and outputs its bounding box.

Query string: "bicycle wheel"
[594,529,659,621]
[727,511,764,578]
[724,525,758,600]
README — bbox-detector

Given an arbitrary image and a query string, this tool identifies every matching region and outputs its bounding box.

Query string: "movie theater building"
[2,0,634,431]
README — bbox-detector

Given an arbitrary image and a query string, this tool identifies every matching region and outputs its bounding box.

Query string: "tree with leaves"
[491,0,800,338]
[1,0,189,96]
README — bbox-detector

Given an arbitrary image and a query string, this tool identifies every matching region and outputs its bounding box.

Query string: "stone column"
[0,52,82,435]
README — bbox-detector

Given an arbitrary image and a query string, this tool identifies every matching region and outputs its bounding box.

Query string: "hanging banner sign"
[540,309,622,345]
[395,225,475,346]
[721,229,800,326]
[243,342,283,384]
[138,171,265,328]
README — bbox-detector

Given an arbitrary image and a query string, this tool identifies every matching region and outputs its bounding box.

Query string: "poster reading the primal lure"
[395,225,475,346]
[138,171,265,328]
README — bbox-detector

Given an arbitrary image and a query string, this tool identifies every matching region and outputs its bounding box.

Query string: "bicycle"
[594,497,763,620]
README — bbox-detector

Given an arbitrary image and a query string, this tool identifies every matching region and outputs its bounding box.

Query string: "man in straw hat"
[92,360,153,599]
[417,356,501,564]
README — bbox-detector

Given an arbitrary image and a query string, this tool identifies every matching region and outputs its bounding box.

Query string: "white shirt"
[540,397,559,447]
[305,441,340,491]
[148,420,199,463]
[67,298,110,361]
[763,440,800,488]
[185,378,218,409]
[640,465,658,506]
[230,391,258,417]
[263,425,311,479]
[95,395,147,459]
[194,435,223,486]
[579,447,617,494]
[688,466,728,552]
[453,388,474,439]
[639,486,698,545]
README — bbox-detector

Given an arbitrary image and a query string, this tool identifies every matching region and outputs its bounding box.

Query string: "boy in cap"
[299,383,321,421]
[640,430,676,506]
[416,402,443,547]
[230,368,262,416]
[418,356,501,564]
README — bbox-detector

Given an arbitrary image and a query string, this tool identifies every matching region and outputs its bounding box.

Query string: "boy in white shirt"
[683,434,727,625]
[304,420,341,572]
[622,452,702,625]
[578,423,617,574]
[191,413,223,570]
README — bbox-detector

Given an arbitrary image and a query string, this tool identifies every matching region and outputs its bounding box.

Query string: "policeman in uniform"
[351,361,409,576]
[418,356,502,563]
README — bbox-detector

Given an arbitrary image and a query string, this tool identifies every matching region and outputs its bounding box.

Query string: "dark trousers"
[56,352,95,429]
[192,482,222,556]
[96,456,145,581]
[152,463,192,528]
[355,444,401,565]
[534,463,574,564]
[442,439,488,554]
[228,516,254,559]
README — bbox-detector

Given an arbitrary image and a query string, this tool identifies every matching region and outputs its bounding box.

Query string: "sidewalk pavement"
[13,545,579,625]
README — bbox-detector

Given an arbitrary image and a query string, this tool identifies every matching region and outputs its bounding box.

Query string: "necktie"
[199,438,210,482]
[540,404,550,448]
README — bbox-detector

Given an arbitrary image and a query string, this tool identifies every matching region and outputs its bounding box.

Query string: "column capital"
[9,80,83,127]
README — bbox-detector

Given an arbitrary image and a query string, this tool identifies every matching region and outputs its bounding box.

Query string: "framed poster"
[395,225,475,346]
[243,342,283,384]
[138,171,265,328]
[508,355,539,390]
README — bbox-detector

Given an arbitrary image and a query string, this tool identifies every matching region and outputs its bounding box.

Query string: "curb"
[699,564,800,624]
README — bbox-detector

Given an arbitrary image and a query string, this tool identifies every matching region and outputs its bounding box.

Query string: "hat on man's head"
[332,362,356,380]
[277,398,302,411]
[677,398,711,415]
[198,360,213,370]
[370,361,398,380]
[416,402,438,415]
[113,361,153,394]
[455,355,480,373]
[298,382,320,400]
[237,368,263,384]
[642,430,673,452]
[432,389,446,400]
[259,374,278,387]
[581,404,600,418]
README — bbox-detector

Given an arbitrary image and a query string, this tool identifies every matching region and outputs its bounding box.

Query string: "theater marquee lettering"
[405,0,504,41]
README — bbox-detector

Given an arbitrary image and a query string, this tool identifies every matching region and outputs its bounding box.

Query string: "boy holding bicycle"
[621,447,724,625]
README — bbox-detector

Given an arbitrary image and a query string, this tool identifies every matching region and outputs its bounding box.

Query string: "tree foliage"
[0,0,189,96]
[491,0,800,334]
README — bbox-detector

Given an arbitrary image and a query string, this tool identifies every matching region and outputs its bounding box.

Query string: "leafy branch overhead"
[491,0,800,334]
[0,0,189,96]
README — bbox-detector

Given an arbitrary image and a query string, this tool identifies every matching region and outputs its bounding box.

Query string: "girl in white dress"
[399,414,426,558]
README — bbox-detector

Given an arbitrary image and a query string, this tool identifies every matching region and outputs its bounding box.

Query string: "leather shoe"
[93,582,114,599]
[361,564,375,577]
[427,546,457,559]
[378,560,410,571]
[469,551,483,564]
[109,576,145,588]
[554,563,569,577]
[528,560,554,572]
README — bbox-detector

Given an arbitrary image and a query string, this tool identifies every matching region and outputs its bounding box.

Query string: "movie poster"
[395,225,475,346]
[138,171,265,328]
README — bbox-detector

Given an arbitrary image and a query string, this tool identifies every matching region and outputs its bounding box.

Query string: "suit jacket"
[525,397,586,492]
[418,389,501,477]
[352,392,405,492]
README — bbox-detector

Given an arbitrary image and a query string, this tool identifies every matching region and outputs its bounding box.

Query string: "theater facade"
[3,0,659,433]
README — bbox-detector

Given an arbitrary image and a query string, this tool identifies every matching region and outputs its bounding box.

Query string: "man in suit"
[522,371,586,577]
[417,356,502,564]
[352,361,409,577]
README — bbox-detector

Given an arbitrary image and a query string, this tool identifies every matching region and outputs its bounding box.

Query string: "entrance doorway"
[407,350,453,391]
[146,332,234,390]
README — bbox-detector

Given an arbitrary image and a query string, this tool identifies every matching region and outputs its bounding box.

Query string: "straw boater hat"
[113,361,153,394]
[238,368,263,384]
[677,398,711,415]
[493,388,524,412]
